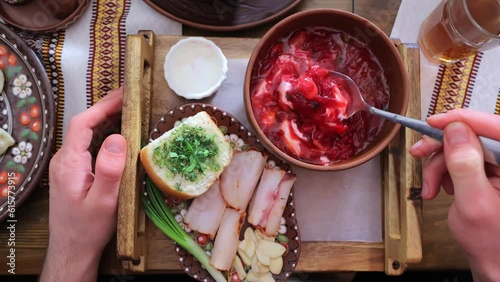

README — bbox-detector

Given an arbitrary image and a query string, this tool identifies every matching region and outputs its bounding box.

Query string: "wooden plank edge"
[117,31,155,272]
[399,43,423,265]
[383,42,423,275]
[144,241,385,272]
[383,117,404,275]
[296,242,385,272]
[383,40,405,275]
[117,34,142,260]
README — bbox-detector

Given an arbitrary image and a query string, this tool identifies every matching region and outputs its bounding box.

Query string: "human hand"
[409,109,500,282]
[40,88,127,282]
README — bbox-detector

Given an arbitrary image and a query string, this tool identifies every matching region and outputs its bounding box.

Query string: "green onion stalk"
[142,178,227,282]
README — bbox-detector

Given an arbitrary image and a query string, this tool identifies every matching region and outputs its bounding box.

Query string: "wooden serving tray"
[117,31,423,275]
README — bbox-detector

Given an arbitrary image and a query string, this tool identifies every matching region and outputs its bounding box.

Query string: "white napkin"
[391,0,500,118]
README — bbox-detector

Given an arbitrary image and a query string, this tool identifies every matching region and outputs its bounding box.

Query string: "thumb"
[444,122,494,215]
[89,134,127,201]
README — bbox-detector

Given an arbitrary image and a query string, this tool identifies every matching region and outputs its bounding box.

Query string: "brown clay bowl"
[244,9,409,171]
[0,0,89,33]
[143,0,302,32]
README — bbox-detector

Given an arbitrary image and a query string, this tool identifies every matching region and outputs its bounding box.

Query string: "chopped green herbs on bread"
[140,111,233,199]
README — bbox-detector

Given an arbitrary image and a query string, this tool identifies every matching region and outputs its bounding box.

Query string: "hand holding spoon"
[330,71,500,166]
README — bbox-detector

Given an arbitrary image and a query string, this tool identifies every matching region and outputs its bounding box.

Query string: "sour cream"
[164,37,228,99]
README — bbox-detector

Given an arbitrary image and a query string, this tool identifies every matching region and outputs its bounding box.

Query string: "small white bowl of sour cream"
[164,37,228,100]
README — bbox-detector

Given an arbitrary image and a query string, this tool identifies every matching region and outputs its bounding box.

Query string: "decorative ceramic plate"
[0,0,90,33]
[144,0,302,32]
[0,23,54,221]
[148,103,301,282]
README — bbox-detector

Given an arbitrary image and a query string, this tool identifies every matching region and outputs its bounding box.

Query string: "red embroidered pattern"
[427,53,483,117]
[86,0,130,106]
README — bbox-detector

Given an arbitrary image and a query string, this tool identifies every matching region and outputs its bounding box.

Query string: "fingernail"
[422,182,429,198]
[410,139,423,151]
[427,113,445,121]
[105,138,125,154]
[445,122,469,146]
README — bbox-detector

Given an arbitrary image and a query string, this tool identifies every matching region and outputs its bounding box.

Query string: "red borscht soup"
[250,27,390,165]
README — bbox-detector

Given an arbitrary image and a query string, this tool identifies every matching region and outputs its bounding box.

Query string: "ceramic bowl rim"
[244,8,409,171]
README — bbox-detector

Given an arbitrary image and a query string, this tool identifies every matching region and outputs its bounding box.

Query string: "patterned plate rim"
[0,23,55,222]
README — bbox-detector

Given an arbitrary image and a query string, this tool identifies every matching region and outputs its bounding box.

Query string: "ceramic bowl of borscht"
[244,9,409,171]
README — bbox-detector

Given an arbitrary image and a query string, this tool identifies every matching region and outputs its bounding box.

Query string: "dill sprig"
[153,124,220,182]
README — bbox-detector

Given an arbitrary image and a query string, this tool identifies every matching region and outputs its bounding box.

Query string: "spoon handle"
[370,107,500,166]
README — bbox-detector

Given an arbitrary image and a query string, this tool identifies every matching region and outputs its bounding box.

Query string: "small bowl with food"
[164,37,228,100]
[244,9,409,171]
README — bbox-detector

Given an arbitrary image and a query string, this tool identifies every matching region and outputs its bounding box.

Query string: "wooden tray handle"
[117,30,155,272]
[384,43,423,275]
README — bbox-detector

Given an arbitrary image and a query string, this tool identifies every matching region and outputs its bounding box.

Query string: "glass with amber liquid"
[418,0,500,64]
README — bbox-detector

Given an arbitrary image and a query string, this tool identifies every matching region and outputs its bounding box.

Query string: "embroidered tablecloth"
[391,0,500,118]
[10,0,181,153]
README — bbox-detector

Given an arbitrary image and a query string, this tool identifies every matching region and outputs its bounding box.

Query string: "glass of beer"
[418,0,500,64]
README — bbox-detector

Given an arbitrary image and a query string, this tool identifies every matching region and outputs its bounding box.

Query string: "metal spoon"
[330,71,500,166]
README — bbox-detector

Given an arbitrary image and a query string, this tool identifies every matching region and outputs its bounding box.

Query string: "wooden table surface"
[0,0,469,276]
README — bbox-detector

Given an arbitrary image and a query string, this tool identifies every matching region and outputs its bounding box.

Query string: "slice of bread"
[141,111,233,199]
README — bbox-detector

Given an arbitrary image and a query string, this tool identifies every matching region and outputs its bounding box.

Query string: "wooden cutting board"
[117,31,422,275]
